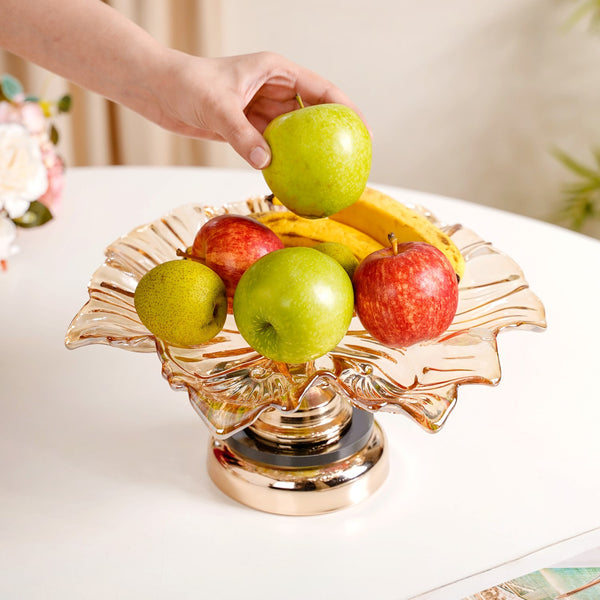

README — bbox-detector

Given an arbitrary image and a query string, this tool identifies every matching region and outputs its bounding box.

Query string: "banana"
[329,187,465,278]
[255,210,383,261]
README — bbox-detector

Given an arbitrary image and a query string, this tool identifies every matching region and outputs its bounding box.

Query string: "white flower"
[0,123,48,219]
[0,214,18,262]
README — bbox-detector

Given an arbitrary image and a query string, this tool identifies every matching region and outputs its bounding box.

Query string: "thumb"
[217,106,271,169]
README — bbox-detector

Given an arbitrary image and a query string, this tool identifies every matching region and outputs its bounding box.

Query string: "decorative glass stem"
[247,382,353,452]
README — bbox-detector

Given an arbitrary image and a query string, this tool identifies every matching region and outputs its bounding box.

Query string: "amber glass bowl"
[65,196,547,439]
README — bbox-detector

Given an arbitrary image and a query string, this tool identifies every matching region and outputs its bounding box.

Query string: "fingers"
[293,67,371,133]
[212,95,272,169]
[252,54,371,134]
[244,93,300,133]
[177,52,368,168]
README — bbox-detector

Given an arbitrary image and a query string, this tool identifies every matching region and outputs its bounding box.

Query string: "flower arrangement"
[0,73,71,270]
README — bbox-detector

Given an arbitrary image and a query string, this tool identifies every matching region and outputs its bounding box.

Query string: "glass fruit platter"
[65,194,546,515]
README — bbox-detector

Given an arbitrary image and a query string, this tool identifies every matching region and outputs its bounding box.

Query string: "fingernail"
[250,146,270,169]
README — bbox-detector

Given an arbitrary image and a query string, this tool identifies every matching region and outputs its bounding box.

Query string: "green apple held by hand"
[233,247,354,364]
[314,241,359,279]
[262,101,372,219]
[134,259,227,347]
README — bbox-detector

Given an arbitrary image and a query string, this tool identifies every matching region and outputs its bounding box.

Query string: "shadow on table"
[31,413,232,507]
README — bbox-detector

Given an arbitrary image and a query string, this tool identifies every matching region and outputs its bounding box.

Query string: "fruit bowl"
[65,195,546,514]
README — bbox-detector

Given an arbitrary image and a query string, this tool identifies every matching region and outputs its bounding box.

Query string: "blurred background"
[2,0,600,237]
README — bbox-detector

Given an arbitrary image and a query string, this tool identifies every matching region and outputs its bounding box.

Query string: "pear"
[134,259,227,347]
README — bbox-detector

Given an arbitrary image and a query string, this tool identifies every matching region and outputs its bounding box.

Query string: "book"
[463,547,600,600]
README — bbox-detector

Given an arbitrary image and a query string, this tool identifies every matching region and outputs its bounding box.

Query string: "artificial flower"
[0,123,48,218]
[0,214,18,270]
[38,140,65,211]
[0,73,71,270]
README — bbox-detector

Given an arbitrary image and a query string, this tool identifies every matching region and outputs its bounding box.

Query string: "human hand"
[151,51,367,169]
[0,1,364,168]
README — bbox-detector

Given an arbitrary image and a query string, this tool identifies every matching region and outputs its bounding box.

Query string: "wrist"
[146,50,212,135]
[113,42,174,126]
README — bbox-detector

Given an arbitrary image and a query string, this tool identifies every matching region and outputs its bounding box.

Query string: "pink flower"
[38,144,64,211]
[19,102,46,135]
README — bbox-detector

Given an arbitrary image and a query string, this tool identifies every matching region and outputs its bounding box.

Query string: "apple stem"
[176,247,203,263]
[295,94,305,109]
[388,232,399,255]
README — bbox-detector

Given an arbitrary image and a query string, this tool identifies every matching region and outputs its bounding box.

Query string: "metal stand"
[207,386,388,515]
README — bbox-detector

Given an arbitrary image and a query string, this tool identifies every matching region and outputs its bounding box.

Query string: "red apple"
[353,239,459,348]
[191,214,284,295]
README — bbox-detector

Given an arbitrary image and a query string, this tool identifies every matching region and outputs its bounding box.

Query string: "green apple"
[233,247,354,364]
[134,259,227,347]
[314,241,359,279]
[262,102,371,219]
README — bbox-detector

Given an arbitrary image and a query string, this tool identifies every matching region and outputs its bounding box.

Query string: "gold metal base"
[207,416,388,516]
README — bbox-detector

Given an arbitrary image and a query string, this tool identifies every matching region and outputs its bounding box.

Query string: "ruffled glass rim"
[65,196,547,438]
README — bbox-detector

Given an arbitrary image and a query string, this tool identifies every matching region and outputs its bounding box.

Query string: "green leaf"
[563,0,600,30]
[12,201,53,228]
[49,124,59,145]
[562,181,600,195]
[558,191,599,228]
[24,95,40,103]
[57,94,72,113]
[1,73,24,101]
[552,147,600,231]
[552,147,600,182]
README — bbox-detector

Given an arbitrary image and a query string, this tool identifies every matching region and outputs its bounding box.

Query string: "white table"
[2,167,599,599]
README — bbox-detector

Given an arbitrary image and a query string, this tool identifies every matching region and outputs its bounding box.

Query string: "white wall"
[212,0,600,237]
